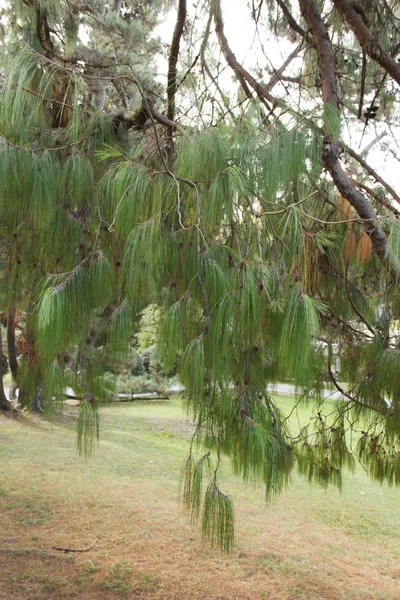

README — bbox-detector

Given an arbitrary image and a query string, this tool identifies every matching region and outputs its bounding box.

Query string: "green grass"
[0,395,399,599]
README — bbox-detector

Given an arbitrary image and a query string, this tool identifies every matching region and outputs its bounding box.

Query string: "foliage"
[0,0,399,551]
[136,305,160,353]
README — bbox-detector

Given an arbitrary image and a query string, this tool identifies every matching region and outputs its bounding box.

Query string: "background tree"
[0,0,399,549]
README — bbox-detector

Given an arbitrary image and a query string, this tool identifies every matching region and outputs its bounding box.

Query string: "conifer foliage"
[0,0,399,549]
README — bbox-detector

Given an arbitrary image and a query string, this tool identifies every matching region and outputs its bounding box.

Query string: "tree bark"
[0,324,11,411]
[31,3,76,127]
[7,302,18,383]
[16,318,42,411]
[165,0,187,162]
[112,99,178,132]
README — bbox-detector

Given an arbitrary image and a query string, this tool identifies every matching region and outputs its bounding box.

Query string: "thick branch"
[150,107,179,130]
[212,0,275,105]
[299,0,389,264]
[167,0,187,124]
[112,99,178,132]
[322,143,388,261]
[332,0,400,86]
[275,0,313,45]
[31,4,73,127]
[357,50,367,119]
[360,132,387,158]
[298,0,339,109]
[166,0,186,162]
[33,5,55,58]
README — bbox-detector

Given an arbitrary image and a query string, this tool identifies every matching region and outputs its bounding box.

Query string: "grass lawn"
[0,395,399,599]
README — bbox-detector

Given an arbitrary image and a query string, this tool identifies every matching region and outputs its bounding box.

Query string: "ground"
[0,397,399,600]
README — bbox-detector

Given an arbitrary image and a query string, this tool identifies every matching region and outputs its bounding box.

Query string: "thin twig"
[344,261,375,335]
[251,190,318,216]
[51,538,98,553]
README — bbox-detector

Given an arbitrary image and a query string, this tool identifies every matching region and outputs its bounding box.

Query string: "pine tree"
[0,0,399,550]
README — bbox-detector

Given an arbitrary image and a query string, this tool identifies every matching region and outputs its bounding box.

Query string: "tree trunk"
[0,324,11,411]
[17,319,41,411]
[7,302,18,383]
[35,5,76,127]
[17,367,44,412]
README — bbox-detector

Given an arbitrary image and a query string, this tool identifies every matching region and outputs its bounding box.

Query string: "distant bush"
[105,348,144,377]
[115,373,166,395]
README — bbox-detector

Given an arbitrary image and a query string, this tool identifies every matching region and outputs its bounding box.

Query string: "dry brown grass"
[0,400,399,600]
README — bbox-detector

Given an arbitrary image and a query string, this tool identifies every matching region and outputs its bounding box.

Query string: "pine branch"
[354,180,400,218]
[212,0,274,106]
[265,41,304,92]
[332,0,400,86]
[357,50,367,120]
[326,341,356,402]
[275,0,314,45]
[344,144,400,206]
[299,0,390,268]
[211,0,397,265]
[176,52,200,92]
[166,0,187,160]
[360,132,387,158]
[26,46,180,132]
[250,190,318,217]
[344,261,375,335]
